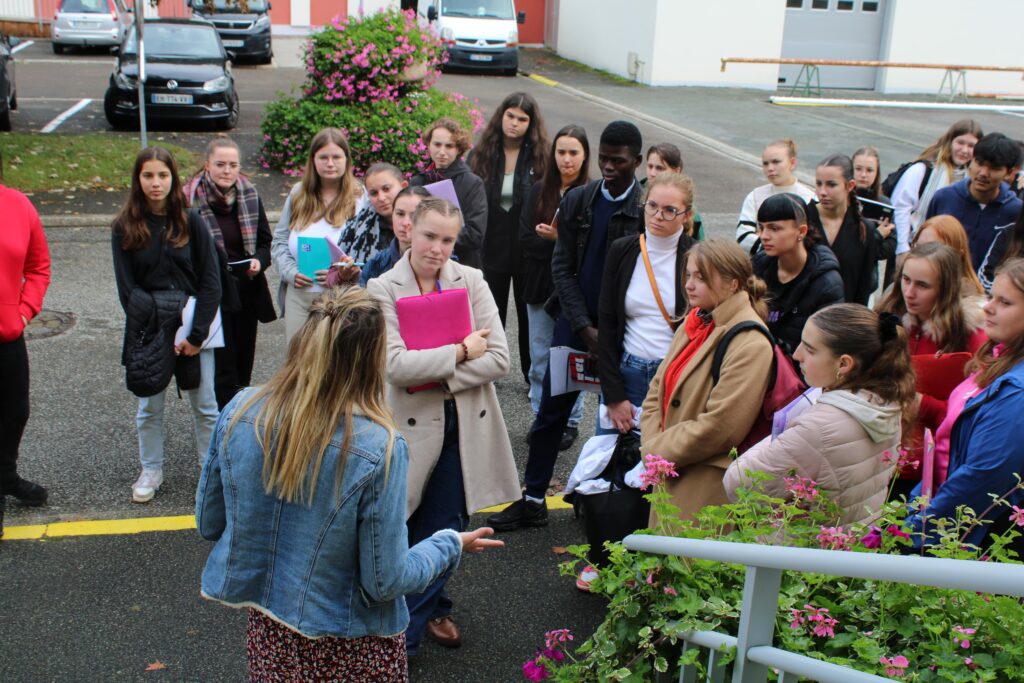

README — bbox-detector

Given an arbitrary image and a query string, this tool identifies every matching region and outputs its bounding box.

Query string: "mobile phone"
[859,197,894,222]
[550,208,559,231]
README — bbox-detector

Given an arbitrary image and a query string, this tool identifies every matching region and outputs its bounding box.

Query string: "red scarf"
[661,308,716,425]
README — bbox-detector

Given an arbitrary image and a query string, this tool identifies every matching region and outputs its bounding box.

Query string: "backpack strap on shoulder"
[711,321,776,386]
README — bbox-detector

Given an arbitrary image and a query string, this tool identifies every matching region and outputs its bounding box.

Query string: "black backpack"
[880,160,933,199]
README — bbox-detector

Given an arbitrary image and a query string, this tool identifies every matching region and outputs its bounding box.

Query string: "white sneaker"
[132,468,163,503]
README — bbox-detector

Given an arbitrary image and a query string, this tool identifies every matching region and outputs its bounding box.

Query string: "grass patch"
[0,133,198,193]
[526,48,641,87]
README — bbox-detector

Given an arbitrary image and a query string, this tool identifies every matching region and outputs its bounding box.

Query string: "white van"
[421,0,525,76]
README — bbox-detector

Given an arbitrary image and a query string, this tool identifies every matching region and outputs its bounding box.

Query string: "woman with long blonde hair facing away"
[197,287,502,681]
[271,128,364,343]
[367,197,520,657]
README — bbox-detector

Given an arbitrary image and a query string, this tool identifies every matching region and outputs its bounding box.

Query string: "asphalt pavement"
[3,35,1023,682]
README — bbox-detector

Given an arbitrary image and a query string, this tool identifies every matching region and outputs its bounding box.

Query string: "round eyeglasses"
[643,200,689,220]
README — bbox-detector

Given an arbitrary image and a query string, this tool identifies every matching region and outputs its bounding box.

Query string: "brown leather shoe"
[426,616,462,648]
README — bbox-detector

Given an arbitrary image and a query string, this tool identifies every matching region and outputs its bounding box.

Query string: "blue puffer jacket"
[907,358,1024,548]
[196,389,462,638]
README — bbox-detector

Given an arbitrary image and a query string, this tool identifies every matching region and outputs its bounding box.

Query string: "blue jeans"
[526,303,584,428]
[595,351,663,436]
[405,400,468,657]
[136,349,218,470]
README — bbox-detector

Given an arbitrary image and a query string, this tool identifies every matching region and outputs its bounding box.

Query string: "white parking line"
[40,98,93,133]
[12,40,34,54]
[17,58,114,65]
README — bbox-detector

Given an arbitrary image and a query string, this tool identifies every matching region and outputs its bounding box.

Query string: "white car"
[51,0,131,53]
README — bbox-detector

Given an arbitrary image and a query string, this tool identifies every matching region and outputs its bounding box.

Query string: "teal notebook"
[297,236,332,280]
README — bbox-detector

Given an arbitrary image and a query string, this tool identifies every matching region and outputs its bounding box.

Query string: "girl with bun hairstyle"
[640,240,774,525]
[736,138,817,254]
[725,304,913,526]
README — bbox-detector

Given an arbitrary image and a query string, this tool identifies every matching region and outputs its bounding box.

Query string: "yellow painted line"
[5,514,196,541]
[478,495,572,514]
[528,73,559,87]
[4,497,573,541]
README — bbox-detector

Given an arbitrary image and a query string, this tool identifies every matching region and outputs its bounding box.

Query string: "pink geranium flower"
[640,454,679,488]
[880,655,909,677]
[1010,505,1024,527]
[522,659,549,681]
[952,626,976,649]
[861,526,882,549]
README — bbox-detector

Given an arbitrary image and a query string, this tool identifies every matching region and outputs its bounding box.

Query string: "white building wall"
[3,0,36,19]
[878,0,1024,96]
[555,0,658,83]
[354,0,396,15]
[649,0,785,88]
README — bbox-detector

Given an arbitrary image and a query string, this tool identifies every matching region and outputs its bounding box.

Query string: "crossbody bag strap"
[639,234,678,329]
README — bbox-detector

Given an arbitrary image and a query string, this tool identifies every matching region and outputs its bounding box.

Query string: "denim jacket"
[196,389,462,639]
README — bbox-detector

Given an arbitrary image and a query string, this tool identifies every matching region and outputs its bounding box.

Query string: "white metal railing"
[622,534,1024,683]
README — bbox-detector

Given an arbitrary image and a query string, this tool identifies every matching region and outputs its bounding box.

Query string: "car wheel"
[52,42,65,54]
[103,90,130,130]
[10,89,16,111]
[259,51,273,65]
[504,67,518,77]
[219,95,239,130]
[0,107,11,132]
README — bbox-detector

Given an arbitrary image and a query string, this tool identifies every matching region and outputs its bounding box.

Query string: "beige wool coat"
[723,390,900,526]
[367,254,521,517]
[640,291,774,525]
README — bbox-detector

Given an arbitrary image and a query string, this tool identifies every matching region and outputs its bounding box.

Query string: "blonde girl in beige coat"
[724,304,916,525]
[640,240,774,525]
[366,197,520,657]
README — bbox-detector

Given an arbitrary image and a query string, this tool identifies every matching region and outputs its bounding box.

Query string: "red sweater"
[0,185,50,342]
[901,320,987,479]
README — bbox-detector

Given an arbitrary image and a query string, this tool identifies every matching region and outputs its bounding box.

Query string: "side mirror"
[427,5,437,21]
[517,10,526,24]
[268,1,272,8]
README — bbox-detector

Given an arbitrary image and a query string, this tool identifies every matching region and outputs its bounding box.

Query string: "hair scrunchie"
[878,311,902,343]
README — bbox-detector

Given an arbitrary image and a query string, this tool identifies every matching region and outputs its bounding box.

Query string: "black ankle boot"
[4,478,47,507]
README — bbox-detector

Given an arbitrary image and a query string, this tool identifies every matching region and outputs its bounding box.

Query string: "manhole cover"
[24,310,76,340]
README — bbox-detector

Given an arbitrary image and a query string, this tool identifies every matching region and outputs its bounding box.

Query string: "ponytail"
[818,153,866,242]
[687,240,769,322]
[810,304,917,430]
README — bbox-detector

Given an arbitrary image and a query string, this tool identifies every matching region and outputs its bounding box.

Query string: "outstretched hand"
[459,526,505,553]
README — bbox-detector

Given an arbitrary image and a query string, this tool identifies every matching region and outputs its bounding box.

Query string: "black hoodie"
[752,243,845,356]
[410,158,488,269]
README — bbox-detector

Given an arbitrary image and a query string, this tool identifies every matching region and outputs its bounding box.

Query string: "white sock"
[524,494,545,505]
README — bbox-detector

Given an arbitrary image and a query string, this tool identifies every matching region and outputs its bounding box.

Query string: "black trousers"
[483,267,530,383]
[0,336,30,487]
[214,307,260,410]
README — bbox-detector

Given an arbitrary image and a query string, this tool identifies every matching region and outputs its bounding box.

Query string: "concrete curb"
[520,71,816,186]
[41,211,284,228]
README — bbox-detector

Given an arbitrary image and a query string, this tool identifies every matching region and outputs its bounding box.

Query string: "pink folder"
[395,288,472,392]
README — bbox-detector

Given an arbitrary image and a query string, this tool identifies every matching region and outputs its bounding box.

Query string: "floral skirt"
[246,609,408,682]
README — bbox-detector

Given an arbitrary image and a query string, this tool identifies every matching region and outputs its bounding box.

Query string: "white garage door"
[780,0,887,90]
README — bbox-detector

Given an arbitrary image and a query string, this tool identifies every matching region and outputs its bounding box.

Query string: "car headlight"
[203,75,231,92]
[114,71,136,89]
[441,27,453,41]
[254,14,270,28]
[507,29,519,45]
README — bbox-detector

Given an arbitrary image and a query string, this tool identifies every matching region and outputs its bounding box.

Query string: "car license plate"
[222,40,244,48]
[152,94,193,105]
[469,53,493,62]
[74,21,100,28]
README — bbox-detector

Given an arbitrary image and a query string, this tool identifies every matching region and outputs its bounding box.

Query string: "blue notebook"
[297,236,333,280]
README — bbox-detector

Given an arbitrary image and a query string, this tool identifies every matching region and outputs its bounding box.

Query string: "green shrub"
[260,8,482,177]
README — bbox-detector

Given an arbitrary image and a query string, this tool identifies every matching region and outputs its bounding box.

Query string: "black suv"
[187,0,273,64]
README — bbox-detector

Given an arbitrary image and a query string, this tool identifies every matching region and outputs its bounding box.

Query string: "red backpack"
[710,322,806,453]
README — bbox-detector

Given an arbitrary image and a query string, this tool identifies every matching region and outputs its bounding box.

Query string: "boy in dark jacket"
[487,121,645,531]
[926,132,1022,269]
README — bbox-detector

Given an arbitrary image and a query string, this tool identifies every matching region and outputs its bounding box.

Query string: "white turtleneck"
[623,229,682,361]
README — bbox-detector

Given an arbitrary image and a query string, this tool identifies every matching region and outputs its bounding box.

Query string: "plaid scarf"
[185,171,261,255]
